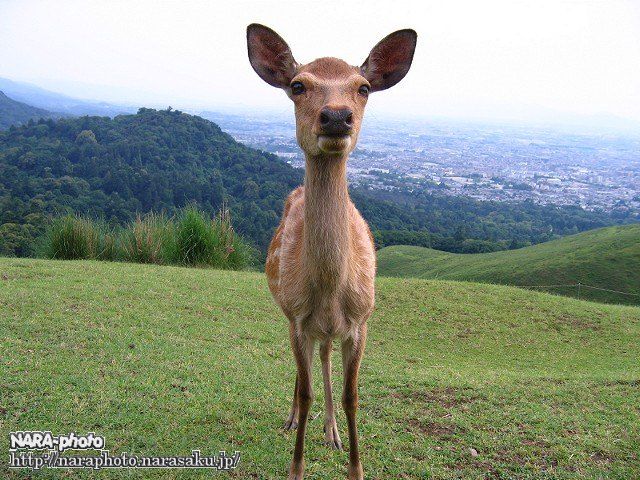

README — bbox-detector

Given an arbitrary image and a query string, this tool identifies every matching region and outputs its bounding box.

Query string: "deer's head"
[247,24,417,158]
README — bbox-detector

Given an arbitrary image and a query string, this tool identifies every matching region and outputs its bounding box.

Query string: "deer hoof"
[324,420,343,450]
[288,461,304,479]
[347,461,363,480]
[283,416,298,431]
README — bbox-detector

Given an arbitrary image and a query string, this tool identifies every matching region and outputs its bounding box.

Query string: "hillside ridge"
[0,76,132,117]
[0,91,56,129]
[377,223,640,305]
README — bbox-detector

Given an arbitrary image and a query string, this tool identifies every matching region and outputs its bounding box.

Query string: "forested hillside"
[0,91,57,130]
[0,108,301,256]
[356,188,626,253]
[0,108,629,257]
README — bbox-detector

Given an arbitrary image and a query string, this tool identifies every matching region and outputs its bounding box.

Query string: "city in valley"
[203,111,640,217]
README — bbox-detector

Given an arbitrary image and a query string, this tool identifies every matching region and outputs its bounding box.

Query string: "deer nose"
[319,108,353,136]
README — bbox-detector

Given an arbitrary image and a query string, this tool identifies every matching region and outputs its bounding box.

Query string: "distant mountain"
[0,77,134,117]
[0,108,628,258]
[377,224,640,305]
[0,108,302,256]
[0,91,58,129]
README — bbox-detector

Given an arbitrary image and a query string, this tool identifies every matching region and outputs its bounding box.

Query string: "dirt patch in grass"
[600,379,639,387]
[408,419,464,440]
[1,270,53,281]
[391,386,481,409]
[558,313,602,331]
[537,377,567,385]
[456,327,473,339]
[520,438,549,449]
[589,451,615,464]
[447,444,563,478]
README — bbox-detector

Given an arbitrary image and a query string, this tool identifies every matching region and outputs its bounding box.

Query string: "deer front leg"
[288,323,315,480]
[341,323,367,480]
[320,339,342,450]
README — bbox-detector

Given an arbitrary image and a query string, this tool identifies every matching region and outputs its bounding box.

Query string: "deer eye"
[358,85,370,97]
[290,81,306,95]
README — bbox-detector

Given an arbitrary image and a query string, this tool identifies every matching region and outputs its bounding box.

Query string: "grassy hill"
[0,91,57,130]
[1,257,639,479]
[378,224,640,305]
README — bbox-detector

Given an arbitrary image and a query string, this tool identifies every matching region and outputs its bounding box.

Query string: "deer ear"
[247,24,298,89]
[361,29,417,92]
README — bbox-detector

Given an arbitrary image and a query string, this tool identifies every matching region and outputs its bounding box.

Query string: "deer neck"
[303,153,351,287]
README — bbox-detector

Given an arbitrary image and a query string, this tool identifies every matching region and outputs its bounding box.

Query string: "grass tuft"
[175,206,220,266]
[174,205,254,269]
[38,206,254,270]
[39,215,105,260]
[119,213,174,264]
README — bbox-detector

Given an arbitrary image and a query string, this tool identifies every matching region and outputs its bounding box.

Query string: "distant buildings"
[210,112,640,216]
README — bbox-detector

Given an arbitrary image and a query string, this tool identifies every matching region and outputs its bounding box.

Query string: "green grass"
[119,212,174,264]
[38,215,118,261]
[38,207,255,270]
[1,258,639,479]
[377,224,640,305]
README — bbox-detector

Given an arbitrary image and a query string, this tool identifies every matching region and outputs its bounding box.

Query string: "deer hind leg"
[341,323,367,480]
[283,373,299,431]
[320,339,342,450]
[288,322,315,480]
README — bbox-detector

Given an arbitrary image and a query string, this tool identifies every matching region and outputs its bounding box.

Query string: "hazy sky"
[1,0,639,124]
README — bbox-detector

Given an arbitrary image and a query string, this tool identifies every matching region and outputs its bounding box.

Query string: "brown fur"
[247,24,416,480]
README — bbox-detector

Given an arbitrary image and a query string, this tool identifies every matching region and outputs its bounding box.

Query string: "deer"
[247,24,417,479]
